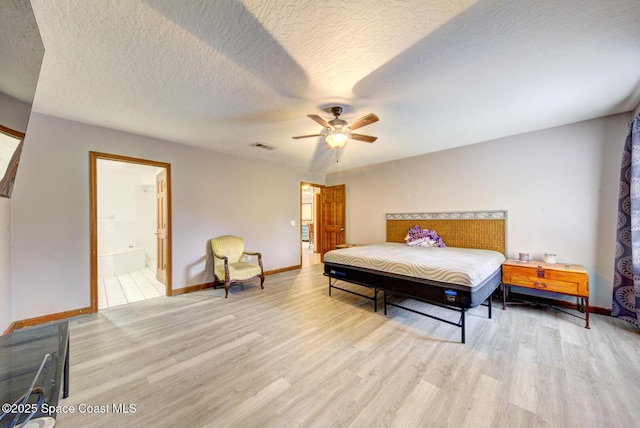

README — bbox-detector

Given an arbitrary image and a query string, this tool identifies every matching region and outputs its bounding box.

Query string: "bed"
[323,210,507,343]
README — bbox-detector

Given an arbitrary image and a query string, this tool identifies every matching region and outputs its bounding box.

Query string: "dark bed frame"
[324,210,507,343]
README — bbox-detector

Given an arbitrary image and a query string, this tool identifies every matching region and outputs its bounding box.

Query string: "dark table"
[0,321,69,428]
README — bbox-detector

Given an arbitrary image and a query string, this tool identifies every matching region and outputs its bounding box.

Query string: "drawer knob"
[535,281,547,289]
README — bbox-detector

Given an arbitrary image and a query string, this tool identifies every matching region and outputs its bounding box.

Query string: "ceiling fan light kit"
[293,106,379,150]
[326,130,348,148]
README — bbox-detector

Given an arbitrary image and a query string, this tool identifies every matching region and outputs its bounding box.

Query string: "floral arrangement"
[405,225,447,247]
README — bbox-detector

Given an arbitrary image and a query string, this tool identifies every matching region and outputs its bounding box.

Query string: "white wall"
[0,198,11,330]
[0,93,31,332]
[10,113,323,322]
[327,113,631,309]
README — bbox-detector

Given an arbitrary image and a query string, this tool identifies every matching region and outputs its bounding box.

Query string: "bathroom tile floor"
[98,267,166,309]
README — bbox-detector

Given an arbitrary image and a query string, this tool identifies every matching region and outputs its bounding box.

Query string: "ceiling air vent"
[251,142,276,151]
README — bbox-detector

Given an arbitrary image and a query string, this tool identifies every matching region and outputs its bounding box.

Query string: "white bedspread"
[323,243,505,287]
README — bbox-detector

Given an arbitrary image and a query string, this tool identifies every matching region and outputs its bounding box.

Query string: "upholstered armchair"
[211,235,264,298]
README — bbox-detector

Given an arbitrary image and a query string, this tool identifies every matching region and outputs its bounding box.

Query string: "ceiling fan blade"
[348,113,379,131]
[307,114,331,129]
[292,134,324,139]
[350,133,377,143]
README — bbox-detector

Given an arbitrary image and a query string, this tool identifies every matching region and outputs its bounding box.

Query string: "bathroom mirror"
[0,0,45,197]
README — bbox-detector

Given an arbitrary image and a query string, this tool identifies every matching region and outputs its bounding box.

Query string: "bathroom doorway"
[301,183,322,267]
[89,152,172,311]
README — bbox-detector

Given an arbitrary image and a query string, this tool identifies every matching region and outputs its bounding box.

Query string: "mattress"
[323,242,505,288]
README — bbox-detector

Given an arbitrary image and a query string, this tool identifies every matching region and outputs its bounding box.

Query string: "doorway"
[90,152,172,312]
[301,183,322,267]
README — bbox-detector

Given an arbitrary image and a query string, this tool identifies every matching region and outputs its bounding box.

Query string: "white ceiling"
[22,0,640,173]
[0,0,43,108]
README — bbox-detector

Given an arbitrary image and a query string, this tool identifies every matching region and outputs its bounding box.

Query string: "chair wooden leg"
[225,279,229,298]
[260,274,265,289]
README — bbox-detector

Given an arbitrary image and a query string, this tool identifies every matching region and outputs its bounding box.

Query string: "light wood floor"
[58,264,640,427]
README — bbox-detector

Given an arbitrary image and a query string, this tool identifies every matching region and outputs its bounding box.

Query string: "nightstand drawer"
[507,270,582,295]
[502,263,589,297]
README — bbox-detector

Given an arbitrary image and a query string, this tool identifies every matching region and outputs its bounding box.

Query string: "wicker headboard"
[386,211,507,255]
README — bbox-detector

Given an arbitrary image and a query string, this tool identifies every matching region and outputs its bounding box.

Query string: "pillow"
[404,225,447,248]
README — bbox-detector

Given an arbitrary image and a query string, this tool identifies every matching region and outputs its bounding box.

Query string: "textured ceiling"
[0,0,43,104]
[22,0,640,173]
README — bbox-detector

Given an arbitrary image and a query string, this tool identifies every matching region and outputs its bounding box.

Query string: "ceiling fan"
[292,106,379,149]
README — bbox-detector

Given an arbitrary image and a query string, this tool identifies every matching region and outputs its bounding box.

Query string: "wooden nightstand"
[502,259,590,328]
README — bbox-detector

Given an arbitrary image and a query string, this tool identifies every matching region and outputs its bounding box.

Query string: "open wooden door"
[314,192,322,254]
[321,184,346,258]
[156,169,168,284]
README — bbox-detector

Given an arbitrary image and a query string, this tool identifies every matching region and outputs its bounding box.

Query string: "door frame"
[89,151,173,312]
[300,182,324,266]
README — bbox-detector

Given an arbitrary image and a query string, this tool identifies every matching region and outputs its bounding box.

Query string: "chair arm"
[243,251,263,269]
[213,252,229,263]
[213,252,230,281]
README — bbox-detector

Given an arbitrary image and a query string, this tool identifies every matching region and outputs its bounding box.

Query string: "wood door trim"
[0,125,26,197]
[300,182,324,266]
[89,152,173,313]
[313,193,321,254]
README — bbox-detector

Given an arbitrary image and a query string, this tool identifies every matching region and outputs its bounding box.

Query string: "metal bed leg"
[488,293,492,319]
[64,335,70,398]
[384,290,387,315]
[327,275,378,311]
[461,310,466,344]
